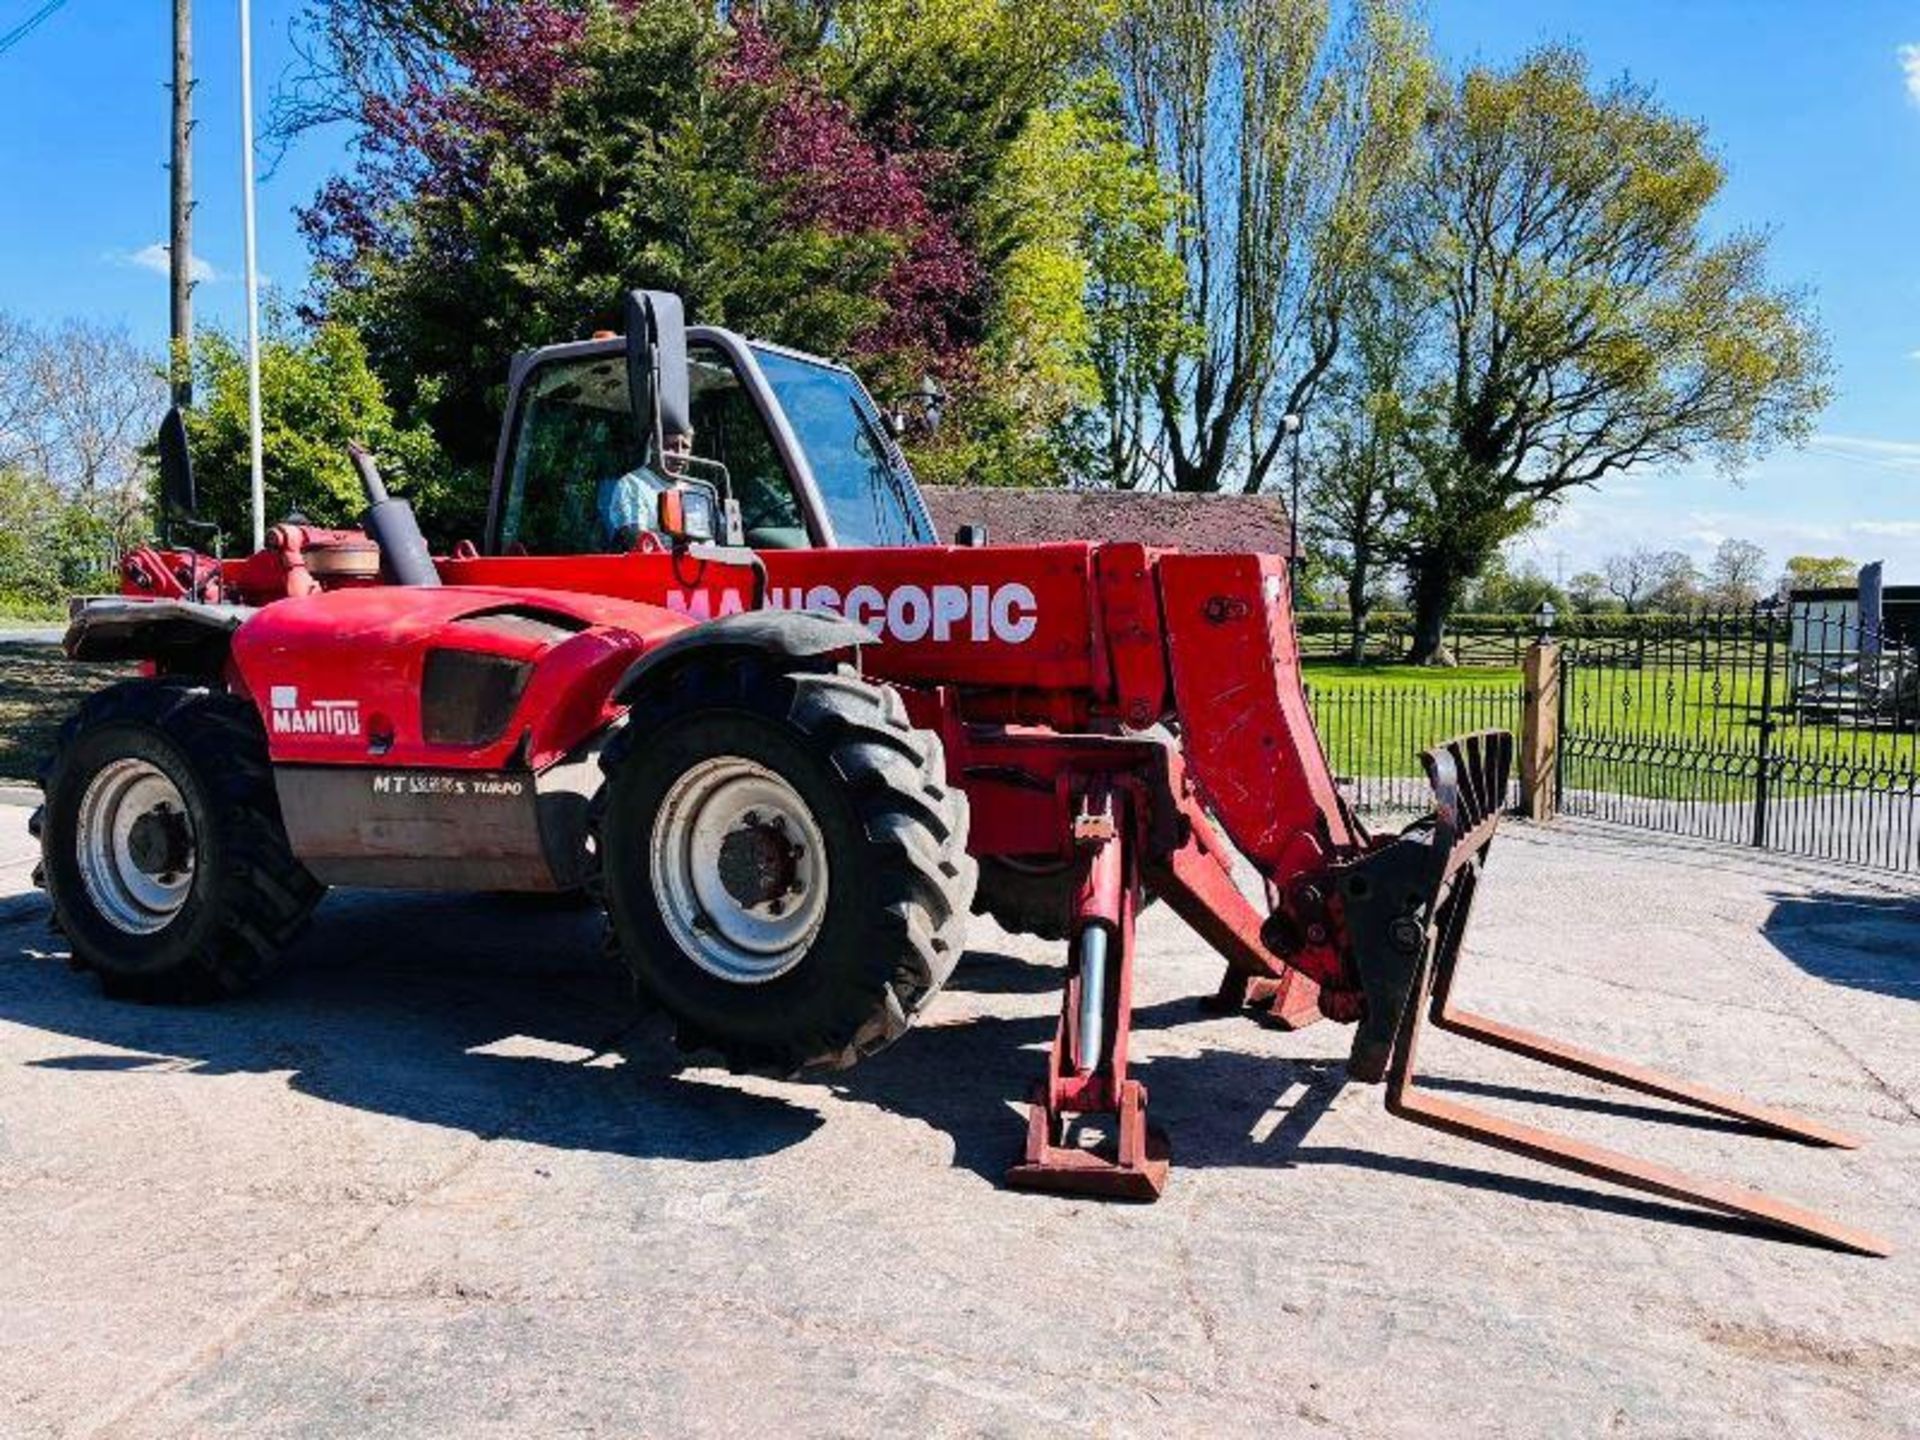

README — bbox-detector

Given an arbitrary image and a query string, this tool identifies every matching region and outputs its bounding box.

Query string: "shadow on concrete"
[0,890,1825,1244]
[1762,890,1920,1003]
[0,890,825,1164]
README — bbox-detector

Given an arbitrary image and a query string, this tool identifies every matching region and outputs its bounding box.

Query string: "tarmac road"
[0,802,1916,1438]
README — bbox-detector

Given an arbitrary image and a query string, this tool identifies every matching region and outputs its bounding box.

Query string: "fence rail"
[1304,681,1522,816]
[1303,603,1919,875]
[1557,607,1919,873]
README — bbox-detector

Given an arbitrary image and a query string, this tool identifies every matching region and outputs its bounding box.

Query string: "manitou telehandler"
[34,292,1886,1254]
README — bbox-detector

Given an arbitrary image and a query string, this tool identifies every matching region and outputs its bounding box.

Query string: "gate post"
[1521,638,1561,820]
[1752,608,1779,849]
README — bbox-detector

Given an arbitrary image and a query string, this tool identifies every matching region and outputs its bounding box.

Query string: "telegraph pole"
[168,0,194,407]
[240,0,265,551]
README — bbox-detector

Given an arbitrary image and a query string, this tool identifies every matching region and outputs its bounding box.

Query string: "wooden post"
[1521,639,1560,820]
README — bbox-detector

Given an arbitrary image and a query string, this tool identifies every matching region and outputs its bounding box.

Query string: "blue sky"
[0,0,1916,580]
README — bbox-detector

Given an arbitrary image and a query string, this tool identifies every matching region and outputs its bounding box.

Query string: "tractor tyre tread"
[37,678,325,1001]
[594,658,974,1075]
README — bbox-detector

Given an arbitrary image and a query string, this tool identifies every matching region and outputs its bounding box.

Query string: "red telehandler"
[34,292,1885,1255]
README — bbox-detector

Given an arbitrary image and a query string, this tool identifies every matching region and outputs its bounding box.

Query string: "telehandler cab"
[35,291,1886,1255]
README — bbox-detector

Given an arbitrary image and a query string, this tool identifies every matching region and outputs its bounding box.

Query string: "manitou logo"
[667,582,1040,645]
[268,685,362,738]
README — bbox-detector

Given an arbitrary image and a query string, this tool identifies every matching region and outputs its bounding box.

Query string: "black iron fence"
[1304,680,1522,817]
[1556,607,1920,873]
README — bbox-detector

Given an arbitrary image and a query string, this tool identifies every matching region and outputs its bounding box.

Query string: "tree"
[0,468,64,606]
[1466,551,1565,614]
[1390,49,1830,660]
[1780,554,1856,594]
[1704,537,1768,609]
[1567,571,1615,613]
[1303,265,1422,660]
[915,78,1188,488]
[1601,547,1697,614]
[180,319,452,546]
[0,312,163,563]
[298,1,1147,502]
[1110,0,1431,492]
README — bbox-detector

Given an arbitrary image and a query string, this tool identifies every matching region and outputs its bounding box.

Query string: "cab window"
[498,343,809,554]
[751,347,931,547]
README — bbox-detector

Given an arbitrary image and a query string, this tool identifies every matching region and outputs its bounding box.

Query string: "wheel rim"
[75,757,197,935]
[648,756,830,983]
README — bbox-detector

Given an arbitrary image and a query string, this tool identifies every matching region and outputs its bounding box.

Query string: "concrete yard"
[0,792,1915,1437]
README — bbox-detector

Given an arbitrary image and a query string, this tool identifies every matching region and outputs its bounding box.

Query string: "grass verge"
[0,644,132,785]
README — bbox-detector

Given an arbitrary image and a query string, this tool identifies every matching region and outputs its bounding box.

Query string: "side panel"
[275,745,603,891]
[441,544,1104,696]
[1155,552,1355,871]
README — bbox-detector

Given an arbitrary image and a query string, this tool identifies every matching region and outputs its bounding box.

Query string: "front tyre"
[596,659,975,1074]
[37,680,325,1001]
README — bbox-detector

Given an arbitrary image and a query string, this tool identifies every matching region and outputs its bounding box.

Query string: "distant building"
[1787,565,1918,701]
[921,486,1294,556]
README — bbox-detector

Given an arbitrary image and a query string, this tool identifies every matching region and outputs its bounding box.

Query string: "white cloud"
[118,243,217,283]
[1901,43,1920,107]
[1851,520,1920,539]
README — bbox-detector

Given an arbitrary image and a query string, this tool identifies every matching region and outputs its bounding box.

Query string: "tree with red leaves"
[302,2,998,498]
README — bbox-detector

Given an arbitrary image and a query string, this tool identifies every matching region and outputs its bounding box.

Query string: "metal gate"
[1556,608,1920,873]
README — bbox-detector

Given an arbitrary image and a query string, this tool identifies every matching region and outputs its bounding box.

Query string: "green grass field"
[1304,657,1920,803]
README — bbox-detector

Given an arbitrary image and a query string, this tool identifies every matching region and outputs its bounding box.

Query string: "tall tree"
[1303,264,1420,660]
[1391,48,1830,660]
[1111,0,1430,493]
[0,314,164,556]
[1781,554,1856,594]
[297,1,1147,496]
[1705,537,1768,609]
[1602,547,1696,614]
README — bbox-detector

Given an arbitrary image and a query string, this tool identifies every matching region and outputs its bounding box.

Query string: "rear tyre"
[595,658,975,1074]
[973,857,1159,941]
[37,679,325,1001]
[972,856,1078,941]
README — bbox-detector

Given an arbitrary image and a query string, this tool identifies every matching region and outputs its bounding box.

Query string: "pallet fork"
[1008,731,1889,1257]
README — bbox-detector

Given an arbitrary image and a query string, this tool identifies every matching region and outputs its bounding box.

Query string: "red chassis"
[98,532,1888,1255]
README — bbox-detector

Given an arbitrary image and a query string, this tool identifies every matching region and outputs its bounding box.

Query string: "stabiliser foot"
[1005,781,1173,1200]
[1348,732,1890,1258]
[1007,1078,1170,1201]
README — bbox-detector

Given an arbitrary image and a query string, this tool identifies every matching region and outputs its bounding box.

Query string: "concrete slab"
[0,810,1915,1438]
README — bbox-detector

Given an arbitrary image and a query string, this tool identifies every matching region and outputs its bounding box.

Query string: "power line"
[0,0,71,59]
[1805,443,1920,477]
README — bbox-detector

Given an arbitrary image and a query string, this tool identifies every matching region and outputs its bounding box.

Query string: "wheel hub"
[75,757,197,935]
[650,757,830,984]
[126,806,193,877]
[715,815,804,911]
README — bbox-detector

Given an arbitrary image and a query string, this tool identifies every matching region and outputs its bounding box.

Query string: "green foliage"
[1385,47,1830,659]
[0,468,118,607]
[807,0,1115,214]
[1464,553,1566,615]
[311,0,1172,504]
[1782,555,1857,592]
[181,319,456,545]
[917,83,1189,487]
[0,468,64,606]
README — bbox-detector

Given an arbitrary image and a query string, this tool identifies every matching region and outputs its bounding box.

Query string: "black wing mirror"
[623,289,692,465]
[157,406,197,524]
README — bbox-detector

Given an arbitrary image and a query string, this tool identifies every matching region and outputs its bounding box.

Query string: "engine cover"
[228,585,687,772]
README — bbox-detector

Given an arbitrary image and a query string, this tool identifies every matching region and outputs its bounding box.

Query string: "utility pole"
[168,0,194,407]
[240,0,265,551]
